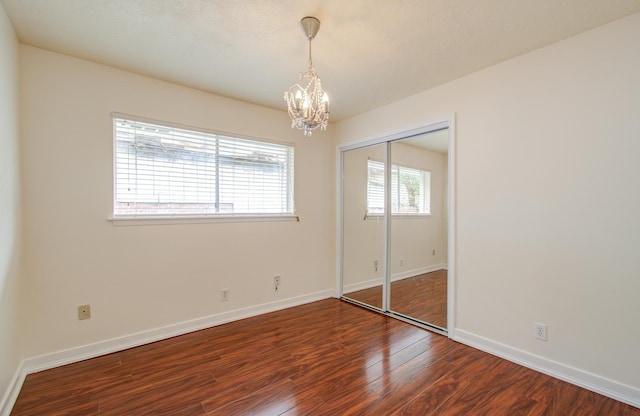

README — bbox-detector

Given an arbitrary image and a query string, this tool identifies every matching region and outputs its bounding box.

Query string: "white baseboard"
[0,365,25,416]
[24,289,334,374]
[391,264,447,282]
[454,329,640,409]
[343,277,382,293]
[6,298,637,413]
[1,289,333,415]
[0,290,337,416]
[343,264,447,294]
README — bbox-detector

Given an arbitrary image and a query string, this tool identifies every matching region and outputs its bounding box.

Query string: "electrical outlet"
[274,275,281,292]
[78,304,91,320]
[534,323,547,341]
[400,258,404,267]
[374,260,379,272]
[432,249,436,256]
[220,289,229,301]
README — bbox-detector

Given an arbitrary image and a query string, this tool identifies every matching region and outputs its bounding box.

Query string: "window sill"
[108,214,298,226]
[366,213,431,221]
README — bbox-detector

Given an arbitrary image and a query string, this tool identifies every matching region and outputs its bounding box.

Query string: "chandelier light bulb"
[295,90,303,110]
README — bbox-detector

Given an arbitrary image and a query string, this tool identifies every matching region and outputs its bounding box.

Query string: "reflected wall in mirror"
[389,129,449,329]
[341,143,386,309]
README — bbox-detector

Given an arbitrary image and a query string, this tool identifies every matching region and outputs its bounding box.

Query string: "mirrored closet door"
[340,124,451,333]
[341,142,386,310]
[388,131,449,330]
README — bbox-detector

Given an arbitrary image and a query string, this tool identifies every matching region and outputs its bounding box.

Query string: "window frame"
[109,113,297,225]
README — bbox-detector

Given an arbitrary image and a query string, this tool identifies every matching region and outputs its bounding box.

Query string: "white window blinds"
[367,159,431,215]
[367,160,385,214]
[113,117,294,216]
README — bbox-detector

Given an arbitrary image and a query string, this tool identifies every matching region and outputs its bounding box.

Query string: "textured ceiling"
[3,0,640,121]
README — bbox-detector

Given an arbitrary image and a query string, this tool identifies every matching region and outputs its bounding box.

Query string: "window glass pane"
[114,118,294,216]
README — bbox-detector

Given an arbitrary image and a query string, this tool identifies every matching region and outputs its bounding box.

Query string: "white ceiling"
[3,0,640,121]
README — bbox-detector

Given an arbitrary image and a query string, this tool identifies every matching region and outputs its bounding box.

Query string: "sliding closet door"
[389,131,449,330]
[341,143,386,310]
[340,120,453,334]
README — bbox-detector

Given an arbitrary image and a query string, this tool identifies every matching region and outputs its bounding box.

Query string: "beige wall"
[336,12,640,390]
[19,46,335,358]
[0,3,22,408]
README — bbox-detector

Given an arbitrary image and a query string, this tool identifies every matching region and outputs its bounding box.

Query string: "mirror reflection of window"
[367,159,431,215]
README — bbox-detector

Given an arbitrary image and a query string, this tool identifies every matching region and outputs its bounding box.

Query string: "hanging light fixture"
[284,16,330,137]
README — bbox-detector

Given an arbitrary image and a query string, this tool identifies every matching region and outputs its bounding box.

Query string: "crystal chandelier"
[284,16,330,137]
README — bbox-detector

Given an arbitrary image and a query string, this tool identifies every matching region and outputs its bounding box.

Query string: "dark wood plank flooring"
[344,269,447,327]
[11,299,639,415]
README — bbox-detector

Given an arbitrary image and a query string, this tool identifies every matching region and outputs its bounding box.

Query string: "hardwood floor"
[344,269,447,327]
[11,299,639,415]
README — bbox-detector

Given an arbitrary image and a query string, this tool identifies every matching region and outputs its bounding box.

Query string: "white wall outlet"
[220,289,229,301]
[400,258,404,267]
[78,304,91,320]
[432,249,436,255]
[534,323,547,341]
[273,275,281,292]
[374,260,379,272]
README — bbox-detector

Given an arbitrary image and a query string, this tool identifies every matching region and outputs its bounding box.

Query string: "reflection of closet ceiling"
[403,130,449,154]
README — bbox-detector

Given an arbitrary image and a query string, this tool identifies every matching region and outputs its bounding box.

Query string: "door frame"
[336,115,456,337]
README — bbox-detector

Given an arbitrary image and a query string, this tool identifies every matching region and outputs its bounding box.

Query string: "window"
[367,159,431,215]
[113,117,294,217]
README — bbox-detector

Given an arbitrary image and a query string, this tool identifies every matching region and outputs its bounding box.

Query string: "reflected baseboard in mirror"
[344,269,447,328]
[343,285,383,310]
